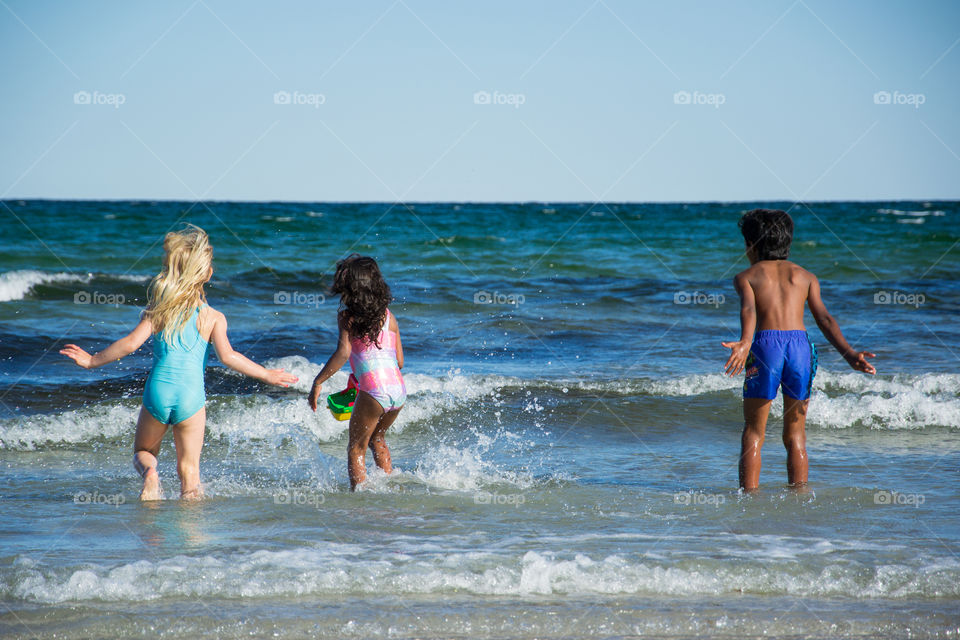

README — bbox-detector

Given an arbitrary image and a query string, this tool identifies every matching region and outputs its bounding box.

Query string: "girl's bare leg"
[740,398,773,491]
[369,408,401,474]
[348,391,386,490]
[782,397,810,486]
[172,408,206,500]
[133,407,168,501]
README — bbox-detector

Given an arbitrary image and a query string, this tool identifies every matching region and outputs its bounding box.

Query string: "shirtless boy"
[722,209,876,490]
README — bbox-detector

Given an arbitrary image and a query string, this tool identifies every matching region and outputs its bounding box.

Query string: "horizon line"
[3,197,957,205]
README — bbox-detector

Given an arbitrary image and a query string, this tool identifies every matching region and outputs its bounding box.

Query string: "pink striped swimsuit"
[348,308,406,411]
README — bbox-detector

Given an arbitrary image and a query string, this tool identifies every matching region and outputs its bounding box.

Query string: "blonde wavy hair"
[145,225,213,343]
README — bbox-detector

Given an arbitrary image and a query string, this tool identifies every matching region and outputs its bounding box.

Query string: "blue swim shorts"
[743,330,818,401]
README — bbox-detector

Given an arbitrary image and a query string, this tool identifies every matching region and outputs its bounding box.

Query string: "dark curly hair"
[738,209,794,261]
[332,254,392,347]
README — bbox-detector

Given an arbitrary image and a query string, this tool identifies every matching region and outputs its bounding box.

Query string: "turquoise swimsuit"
[142,305,211,424]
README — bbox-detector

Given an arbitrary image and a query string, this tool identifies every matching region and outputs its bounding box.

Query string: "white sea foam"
[571,370,960,430]
[876,208,945,217]
[642,373,741,396]
[411,435,535,492]
[7,547,957,603]
[809,370,960,430]
[809,388,960,430]
[728,369,960,430]
[0,363,522,451]
[3,366,956,451]
[816,370,960,395]
[0,403,139,450]
[573,370,958,397]
[569,374,739,397]
[0,270,89,302]
[0,269,149,302]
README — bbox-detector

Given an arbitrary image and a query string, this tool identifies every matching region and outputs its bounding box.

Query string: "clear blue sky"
[1,0,958,201]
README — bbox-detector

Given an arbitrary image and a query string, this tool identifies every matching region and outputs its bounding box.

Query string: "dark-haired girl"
[308,255,406,490]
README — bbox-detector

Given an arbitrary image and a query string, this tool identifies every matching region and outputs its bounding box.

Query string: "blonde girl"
[61,225,297,499]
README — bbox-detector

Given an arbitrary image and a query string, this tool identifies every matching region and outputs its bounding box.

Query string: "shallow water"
[1,201,958,638]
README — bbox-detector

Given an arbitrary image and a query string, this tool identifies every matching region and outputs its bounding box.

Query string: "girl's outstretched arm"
[209,308,298,387]
[60,315,154,369]
[308,321,351,412]
[391,312,404,370]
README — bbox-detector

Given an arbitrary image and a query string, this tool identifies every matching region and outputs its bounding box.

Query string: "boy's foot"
[140,468,161,501]
[788,482,811,495]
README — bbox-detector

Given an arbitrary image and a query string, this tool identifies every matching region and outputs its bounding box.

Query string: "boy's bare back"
[734,260,814,332]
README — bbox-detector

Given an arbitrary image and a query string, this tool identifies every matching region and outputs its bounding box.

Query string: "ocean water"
[0,200,958,639]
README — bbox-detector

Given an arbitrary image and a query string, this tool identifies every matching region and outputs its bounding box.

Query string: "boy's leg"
[368,408,401,474]
[740,398,773,490]
[172,408,206,500]
[133,406,168,501]
[348,391,385,490]
[782,397,809,486]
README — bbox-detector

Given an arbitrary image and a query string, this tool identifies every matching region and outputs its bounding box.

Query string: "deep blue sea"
[1,200,958,639]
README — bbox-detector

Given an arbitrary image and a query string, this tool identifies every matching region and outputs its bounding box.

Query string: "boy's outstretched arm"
[722,273,756,376]
[807,276,876,374]
[60,315,154,369]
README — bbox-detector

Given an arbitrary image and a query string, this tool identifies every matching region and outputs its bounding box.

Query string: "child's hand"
[308,381,322,412]
[60,344,94,369]
[264,368,298,387]
[845,350,876,375]
[721,339,751,376]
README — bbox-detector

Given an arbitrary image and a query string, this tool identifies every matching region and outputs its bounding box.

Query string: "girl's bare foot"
[180,486,204,501]
[140,467,161,501]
